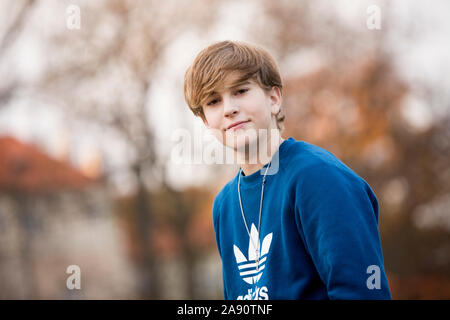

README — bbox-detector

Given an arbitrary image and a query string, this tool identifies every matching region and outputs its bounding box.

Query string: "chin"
[224,127,259,153]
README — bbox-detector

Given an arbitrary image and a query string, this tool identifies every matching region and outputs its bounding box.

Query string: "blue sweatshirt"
[212,137,391,300]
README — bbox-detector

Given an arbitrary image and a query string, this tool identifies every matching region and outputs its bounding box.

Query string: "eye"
[235,88,248,95]
[207,98,219,106]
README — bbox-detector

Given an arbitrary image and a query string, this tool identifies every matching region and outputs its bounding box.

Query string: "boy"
[183,40,392,300]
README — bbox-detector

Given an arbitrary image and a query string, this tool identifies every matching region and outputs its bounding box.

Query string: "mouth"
[227,120,250,131]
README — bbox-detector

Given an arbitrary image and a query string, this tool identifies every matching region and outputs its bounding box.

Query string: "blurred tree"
[31,0,220,299]
[0,0,36,106]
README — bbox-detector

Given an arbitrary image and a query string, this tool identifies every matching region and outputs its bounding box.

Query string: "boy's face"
[201,72,282,152]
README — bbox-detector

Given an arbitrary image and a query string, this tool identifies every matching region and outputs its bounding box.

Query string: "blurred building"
[116,186,223,299]
[0,136,137,299]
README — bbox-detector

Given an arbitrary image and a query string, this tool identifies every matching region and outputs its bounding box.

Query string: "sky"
[0,0,449,194]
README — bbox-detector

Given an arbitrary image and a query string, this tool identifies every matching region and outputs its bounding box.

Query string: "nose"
[223,95,239,118]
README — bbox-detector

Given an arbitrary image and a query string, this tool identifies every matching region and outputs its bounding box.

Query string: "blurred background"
[0,0,449,299]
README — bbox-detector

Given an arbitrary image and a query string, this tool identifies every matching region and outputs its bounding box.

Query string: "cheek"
[249,102,272,124]
[245,93,272,117]
[203,109,220,128]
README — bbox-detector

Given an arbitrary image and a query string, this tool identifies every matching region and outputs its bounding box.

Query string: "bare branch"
[0,0,37,58]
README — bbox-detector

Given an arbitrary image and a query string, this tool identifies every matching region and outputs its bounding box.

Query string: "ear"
[269,86,282,116]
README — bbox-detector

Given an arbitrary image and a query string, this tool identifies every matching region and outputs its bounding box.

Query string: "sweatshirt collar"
[237,137,294,188]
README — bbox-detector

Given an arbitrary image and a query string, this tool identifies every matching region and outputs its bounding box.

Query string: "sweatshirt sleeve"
[212,193,229,300]
[295,162,392,300]
[212,195,222,258]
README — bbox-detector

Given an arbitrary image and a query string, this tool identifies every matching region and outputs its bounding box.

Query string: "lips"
[227,120,250,130]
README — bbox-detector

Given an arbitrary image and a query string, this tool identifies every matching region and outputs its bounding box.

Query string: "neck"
[239,131,284,176]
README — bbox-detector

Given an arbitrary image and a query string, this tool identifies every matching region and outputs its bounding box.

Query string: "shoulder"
[211,173,237,224]
[283,140,365,188]
[283,139,340,168]
[286,141,379,220]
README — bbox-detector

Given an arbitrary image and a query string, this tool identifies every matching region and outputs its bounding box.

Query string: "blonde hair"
[184,40,285,131]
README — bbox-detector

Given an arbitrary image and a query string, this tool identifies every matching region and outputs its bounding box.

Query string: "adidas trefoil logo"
[233,224,273,285]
